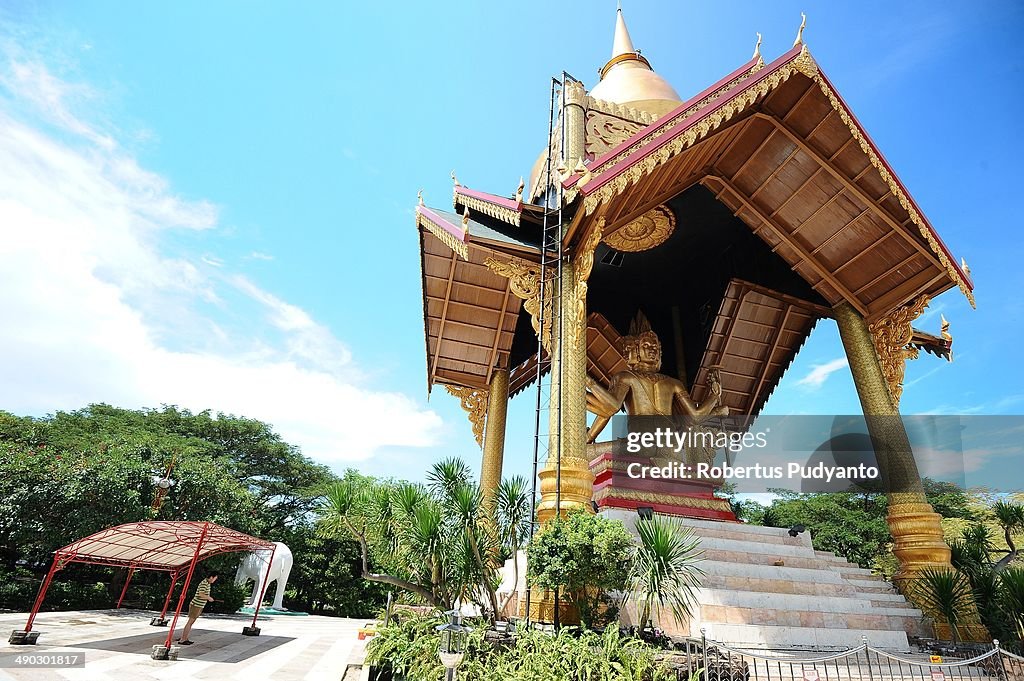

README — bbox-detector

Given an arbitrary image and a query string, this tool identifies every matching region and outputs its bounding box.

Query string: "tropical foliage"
[909,568,975,644]
[526,510,634,629]
[366,612,681,681]
[735,480,974,573]
[0,405,385,617]
[629,515,704,629]
[320,457,528,621]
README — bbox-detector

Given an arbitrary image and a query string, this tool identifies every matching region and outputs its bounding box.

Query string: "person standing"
[176,572,218,645]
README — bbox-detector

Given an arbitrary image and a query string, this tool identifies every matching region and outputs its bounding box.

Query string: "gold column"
[834,303,987,640]
[480,369,509,512]
[536,260,595,524]
[564,80,586,169]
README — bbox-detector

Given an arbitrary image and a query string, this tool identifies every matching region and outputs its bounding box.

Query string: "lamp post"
[435,610,469,681]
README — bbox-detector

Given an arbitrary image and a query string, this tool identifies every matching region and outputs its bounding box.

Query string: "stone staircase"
[604,511,928,650]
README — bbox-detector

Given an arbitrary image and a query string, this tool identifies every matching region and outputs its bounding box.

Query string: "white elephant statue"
[235,541,293,610]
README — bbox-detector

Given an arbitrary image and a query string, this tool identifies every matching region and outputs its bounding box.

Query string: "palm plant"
[320,457,515,621]
[998,566,1024,638]
[910,568,974,645]
[629,514,705,629]
[992,501,1024,572]
[494,476,531,611]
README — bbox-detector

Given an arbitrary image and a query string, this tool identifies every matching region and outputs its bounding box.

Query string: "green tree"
[526,510,633,629]
[320,458,511,621]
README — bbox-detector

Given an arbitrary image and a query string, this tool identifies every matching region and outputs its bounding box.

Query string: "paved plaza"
[0,609,368,681]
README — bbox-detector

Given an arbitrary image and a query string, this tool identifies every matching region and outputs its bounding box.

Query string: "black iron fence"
[665,633,1024,681]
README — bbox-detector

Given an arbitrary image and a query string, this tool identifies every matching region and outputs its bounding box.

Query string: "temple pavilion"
[413,9,981,645]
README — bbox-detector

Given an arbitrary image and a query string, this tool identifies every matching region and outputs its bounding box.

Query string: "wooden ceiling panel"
[732,134,798,195]
[447,281,506,310]
[691,279,829,416]
[785,91,834,140]
[761,75,814,118]
[715,120,773,180]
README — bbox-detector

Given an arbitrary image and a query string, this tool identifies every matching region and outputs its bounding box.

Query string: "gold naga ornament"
[603,205,675,252]
[444,385,488,448]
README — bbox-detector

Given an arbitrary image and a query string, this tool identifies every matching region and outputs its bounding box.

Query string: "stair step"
[700,623,909,650]
[701,574,859,598]
[697,588,918,616]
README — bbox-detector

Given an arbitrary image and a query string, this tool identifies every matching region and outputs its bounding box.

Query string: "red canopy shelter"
[9,521,277,656]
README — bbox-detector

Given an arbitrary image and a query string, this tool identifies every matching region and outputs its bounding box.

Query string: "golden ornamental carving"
[585,111,644,158]
[571,218,605,348]
[868,294,930,406]
[571,58,803,213]
[444,384,488,448]
[604,205,675,252]
[416,211,468,260]
[484,257,552,348]
[585,95,657,126]
[792,44,818,78]
[455,190,521,226]
[592,487,733,513]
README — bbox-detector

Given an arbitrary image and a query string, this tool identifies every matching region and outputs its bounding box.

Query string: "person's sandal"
[178,640,194,645]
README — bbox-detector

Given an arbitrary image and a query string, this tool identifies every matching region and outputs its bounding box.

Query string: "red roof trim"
[577,55,764,179]
[813,69,972,289]
[567,45,803,195]
[455,186,522,212]
[417,204,467,243]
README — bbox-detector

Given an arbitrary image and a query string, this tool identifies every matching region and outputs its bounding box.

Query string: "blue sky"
[0,1,1021,485]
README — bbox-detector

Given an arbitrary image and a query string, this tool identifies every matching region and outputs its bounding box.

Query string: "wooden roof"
[689,279,830,415]
[563,45,973,323]
[417,204,538,391]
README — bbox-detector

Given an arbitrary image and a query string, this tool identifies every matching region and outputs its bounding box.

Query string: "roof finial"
[940,314,953,361]
[752,32,762,60]
[417,189,424,205]
[793,12,807,47]
[515,176,524,202]
[462,205,470,228]
[450,169,460,187]
[611,3,636,59]
[961,257,971,277]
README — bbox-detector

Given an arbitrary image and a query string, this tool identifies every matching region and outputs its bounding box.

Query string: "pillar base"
[149,617,169,627]
[8,630,39,645]
[242,625,261,636]
[151,644,179,660]
[517,587,578,625]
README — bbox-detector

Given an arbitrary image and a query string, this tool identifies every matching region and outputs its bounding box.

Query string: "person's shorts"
[188,604,204,619]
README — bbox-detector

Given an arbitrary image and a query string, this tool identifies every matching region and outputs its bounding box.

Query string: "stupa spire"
[590,5,681,113]
[611,6,636,59]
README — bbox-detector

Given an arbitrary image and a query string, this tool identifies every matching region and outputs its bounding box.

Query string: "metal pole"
[24,556,61,633]
[159,570,180,620]
[116,567,135,609]
[249,544,277,628]
[526,74,560,625]
[164,522,210,649]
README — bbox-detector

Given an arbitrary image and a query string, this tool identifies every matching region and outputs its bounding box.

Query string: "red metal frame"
[115,567,135,609]
[249,543,277,629]
[21,521,274,638]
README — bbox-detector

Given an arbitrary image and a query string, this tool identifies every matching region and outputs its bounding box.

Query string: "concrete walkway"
[0,609,368,681]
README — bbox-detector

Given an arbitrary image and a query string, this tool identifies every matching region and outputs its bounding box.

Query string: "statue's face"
[624,332,661,372]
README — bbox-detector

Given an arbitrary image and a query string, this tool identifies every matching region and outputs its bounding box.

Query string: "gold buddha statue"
[586,312,728,446]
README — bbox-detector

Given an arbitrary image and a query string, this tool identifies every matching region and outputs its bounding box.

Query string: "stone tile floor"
[0,609,369,681]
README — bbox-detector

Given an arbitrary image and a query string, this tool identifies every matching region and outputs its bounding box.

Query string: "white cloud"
[0,58,442,463]
[795,358,849,390]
